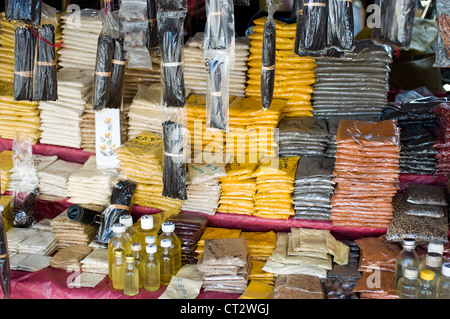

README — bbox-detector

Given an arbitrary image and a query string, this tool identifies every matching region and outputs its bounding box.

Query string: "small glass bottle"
[418,269,436,299]
[108,223,130,278]
[435,262,450,299]
[394,238,420,287]
[144,244,160,292]
[427,241,444,255]
[143,235,157,259]
[131,242,145,288]
[136,215,157,253]
[119,214,138,243]
[397,267,421,299]
[157,221,182,274]
[112,249,125,290]
[159,238,174,285]
[420,252,443,277]
[123,254,140,296]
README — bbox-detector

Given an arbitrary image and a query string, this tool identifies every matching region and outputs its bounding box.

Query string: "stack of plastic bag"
[240,231,277,261]
[218,162,258,216]
[331,120,400,228]
[0,150,13,193]
[50,210,98,250]
[183,32,249,97]
[50,245,94,271]
[252,157,298,220]
[127,84,163,140]
[0,13,17,83]
[195,227,242,257]
[294,156,335,221]
[38,68,94,149]
[263,228,349,279]
[80,247,109,275]
[246,17,316,118]
[278,117,329,157]
[7,225,56,256]
[80,102,96,153]
[432,101,450,175]
[197,238,251,294]
[67,155,116,207]
[0,83,40,143]
[58,9,103,70]
[182,163,226,216]
[115,131,183,211]
[167,213,210,265]
[312,40,392,118]
[37,159,83,200]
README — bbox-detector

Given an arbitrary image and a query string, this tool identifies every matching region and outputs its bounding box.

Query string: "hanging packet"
[5,0,41,26]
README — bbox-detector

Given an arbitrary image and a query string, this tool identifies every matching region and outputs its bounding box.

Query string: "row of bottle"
[395,239,450,299]
[107,215,182,296]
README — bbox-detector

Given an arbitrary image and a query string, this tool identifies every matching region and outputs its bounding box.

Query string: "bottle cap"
[146,244,157,254]
[162,221,175,233]
[119,215,133,227]
[426,252,443,268]
[402,238,416,249]
[420,269,435,281]
[125,254,136,262]
[404,267,418,279]
[141,215,154,229]
[442,262,450,277]
[112,223,126,233]
[428,241,444,255]
[145,235,156,244]
[161,238,172,248]
[131,242,141,251]
[114,249,124,257]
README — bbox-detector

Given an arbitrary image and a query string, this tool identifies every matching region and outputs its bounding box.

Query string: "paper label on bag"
[95,108,121,169]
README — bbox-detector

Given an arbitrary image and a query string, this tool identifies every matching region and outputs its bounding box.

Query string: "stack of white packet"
[37,159,83,199]
[38,68,94,149]
[80,247,109,275]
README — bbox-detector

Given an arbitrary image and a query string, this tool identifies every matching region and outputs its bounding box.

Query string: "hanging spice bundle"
[158,10,187,107]
[327,0,354,50]
[33,24,58,101]
[106,36,127,108]
[261,0,279,111]
[13,26,36,101]
[295,0,328,55]
[162,120,187,200]
[5,0,41,25]
[147,0,158,47]
[93,34,114,110]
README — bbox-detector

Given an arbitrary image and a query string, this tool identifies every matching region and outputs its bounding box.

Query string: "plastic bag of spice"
[327,0,354,50]
[405,184,448,206]
[295,0,328,56]
[6,0,41,25]
[434,0,450,68]
[13,24,36,101]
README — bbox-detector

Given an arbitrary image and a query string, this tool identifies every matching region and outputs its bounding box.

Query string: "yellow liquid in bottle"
[112,250,125,290]
[144,253,160,292]
[123,255,139,296]
[160,240,174,285]
[158,232,182,274]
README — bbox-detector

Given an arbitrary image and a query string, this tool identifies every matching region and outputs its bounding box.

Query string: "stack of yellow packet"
[218,162,258,216]
[0,195,12,231]
[240,231,277,261]
[247,259,274,283]
[114,131,183,212]
[0,82,40,143]
[194,227,242,257]
[0,150,13,193]
[245,17,316,118]
[252,156,299,220]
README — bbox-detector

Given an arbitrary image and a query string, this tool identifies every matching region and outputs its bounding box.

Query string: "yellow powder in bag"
[239,280,274,299]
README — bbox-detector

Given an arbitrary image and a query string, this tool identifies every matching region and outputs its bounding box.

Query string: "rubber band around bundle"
[15,71,33,77]
[210,11,222,16]
[108,204,130,211]
[298,9,303,14]
[304,2,327,6]
[36,61,56,66]
[261,65,275,70]
[112,59,127,65]
[0,253,7,258]
[148,18,156,23]
[94,71,111,77]
[163,62,183,67]
[211,91,222,97]
[164,152,184,157]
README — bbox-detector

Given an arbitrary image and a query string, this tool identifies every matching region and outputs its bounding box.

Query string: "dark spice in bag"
[204,0,227,50]
[162,120,187,200]
[207,57,226,130]
[6,0,41,25]
[93,34,114,110]
[296,0,328,54]
[261,0,278,111]
[327,0,354,50]
[158,10,186,107]
[147,0,158,47]
[12,188,39,228]
[106,36,126,109]
[14,26,36,101]
[96,180,136,245]
[33,24,57,101]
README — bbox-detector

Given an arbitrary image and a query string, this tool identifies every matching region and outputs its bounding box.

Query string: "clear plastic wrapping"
[295,0,328,56]
[95,180,137,245]
[13,25,36,101]
[371,0,416,48]
[203,0,235,58]
[119,0,153,69]
[106,36,127,108]
[327,0,354,50]
[434,0,450,68]
[5,0,41,25]
[261,0,279,111]
[147,0,158,47]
